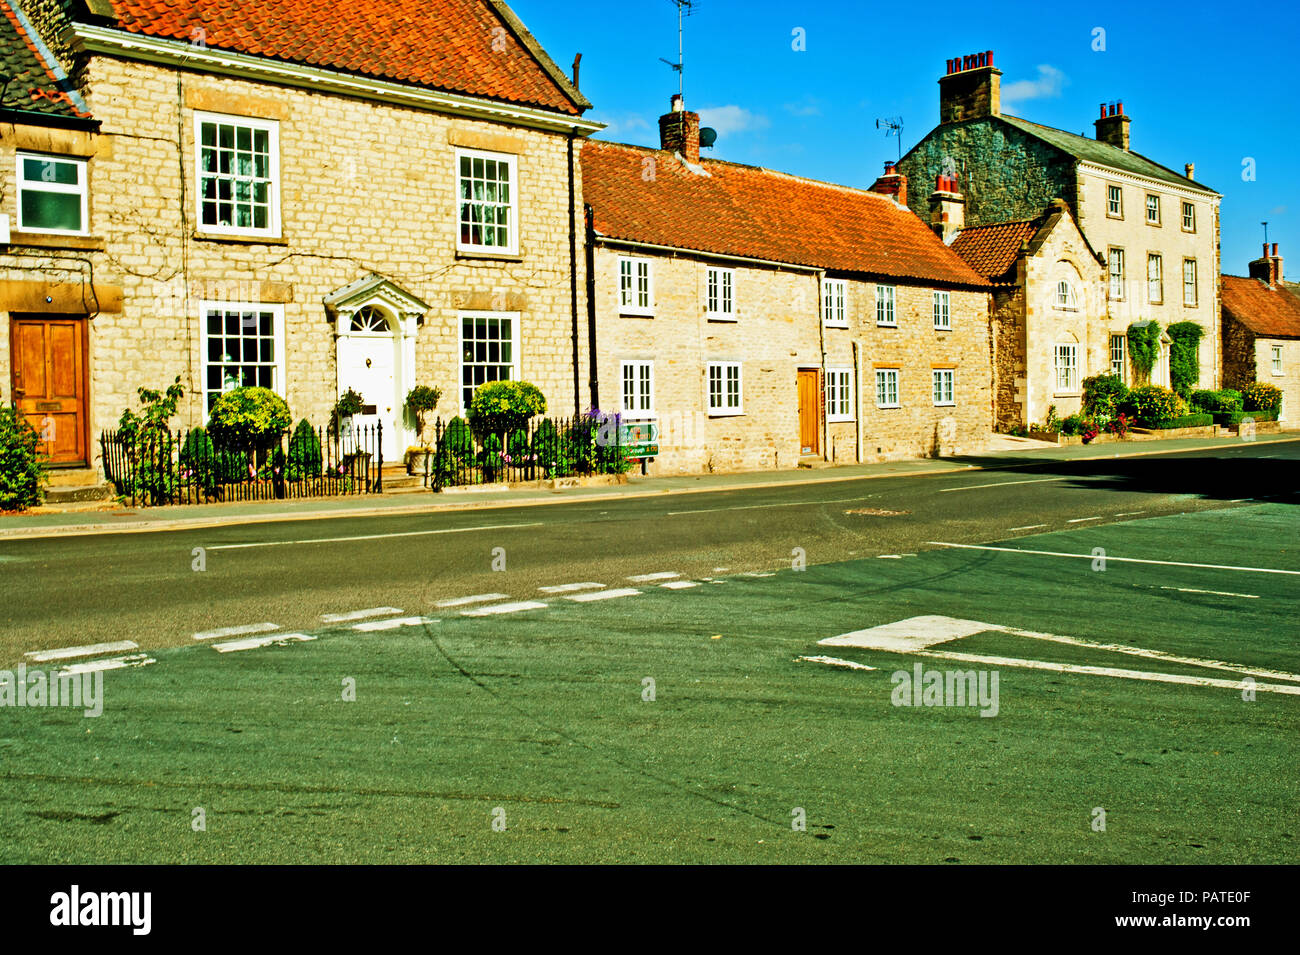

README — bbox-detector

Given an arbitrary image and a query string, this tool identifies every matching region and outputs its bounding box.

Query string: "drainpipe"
[852,340,862,463]
[568,130,581,416]
[816,270,828,462]
[586,203,599,411]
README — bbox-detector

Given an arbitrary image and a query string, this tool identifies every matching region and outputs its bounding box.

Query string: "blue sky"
[516,0,1299,275]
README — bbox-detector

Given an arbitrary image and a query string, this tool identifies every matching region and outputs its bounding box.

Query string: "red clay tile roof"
[100,0,585,114]
[949,220,1038,282]
[1,0,92,120]
[1222,274,1300,339]
[580,140,989,288]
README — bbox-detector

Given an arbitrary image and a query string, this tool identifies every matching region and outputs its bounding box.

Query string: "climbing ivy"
[1127,321,1162,383]
[1166,321,1205,397]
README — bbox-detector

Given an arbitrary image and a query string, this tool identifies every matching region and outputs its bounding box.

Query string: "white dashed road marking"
[538,582,606,594]
[321,607,403,623]
[213,633,317,653]
[939,477,1064,493]
[193,623,279,641]
[927,541,1300,576]
[1161,586,1259,599]
[627,572,679,582]
[59,654,156,675]
[1009,525,1047,531]
[207,522,544,551]
[1067,516,1102,524]
[660,580,700,590]
[461,601,548,617]
[566,588,640,602]
[25,641,138,663]
[435,594,509,608]
[799,655,877,671]
[353,616,437,632]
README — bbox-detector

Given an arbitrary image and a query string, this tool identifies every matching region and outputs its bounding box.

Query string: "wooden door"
[797,368,820,456]
[11,316,88,466]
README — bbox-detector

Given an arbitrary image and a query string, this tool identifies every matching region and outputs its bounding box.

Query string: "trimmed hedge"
[1190,388,1243,414]
[1120,385,1185,427]
[1241,381,1283,413]
[1214,409,1279,426]
[0,405,45,511]
[1148,413,1214,430]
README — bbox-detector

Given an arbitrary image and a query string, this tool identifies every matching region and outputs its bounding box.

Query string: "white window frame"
[458,311,521,413]
[706,267,736,319]
[1108,248,1125,301]
[455,147,519,255]
[1147,253,1163,304]
[1054,280,1078,310]
[874,368,900,408]
[706,361,743,415]
[16,152,89,236]
[1110,334,1127,383]
[826,367,853,421]
[1182,258,1198,307]
[1145,193,1161,225]
[876,285,897,327]
[932,291,951,330]
[932,369,955,407]
[618,256,653,316]
[620,360,655,418]
[1107,184,1123,218]
[822,279,848,328]
[1182,201,1196,232]
[1271,345,1283,376]
[1054,344,1080,394]
[194,111,281,239]
[200,301,287,416]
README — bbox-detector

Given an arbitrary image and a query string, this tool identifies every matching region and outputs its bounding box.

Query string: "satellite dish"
[699,127,718,148]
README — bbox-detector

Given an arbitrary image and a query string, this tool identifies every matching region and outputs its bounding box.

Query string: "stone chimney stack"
[870,161,908,206]
[929,174,966,244]
[1248,243,1284,288]
[1095,101,1131,151]
[939,51,1001,124]
[659,94,701,163]
[1184,163,1195,181]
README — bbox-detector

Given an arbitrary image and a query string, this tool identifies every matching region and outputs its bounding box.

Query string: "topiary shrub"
[287,419,322,479]
[0,405,46,511]
[404,385,442,448]
[207,387,292,451]
[1167,321,1205,396]
[1241,382,1283,413]
[1127,321,1162,383]
[1082,374,1129,417]
[1190,389,1243,415]
[1121,385,1184,426]
[329,388,365,438]
[467,380,547,441]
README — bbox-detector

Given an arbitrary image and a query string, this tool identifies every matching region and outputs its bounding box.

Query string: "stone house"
[897,51,1223,411]
[949,200,1106,429]
[2,0,598,487]
[580,97,992,475]
[1221,244,1298,427]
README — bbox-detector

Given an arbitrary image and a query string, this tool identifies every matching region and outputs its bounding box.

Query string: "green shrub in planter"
[287,419,322,479]
[1082,374,1129,417]
[1060,413,1088,437]
[1121,385,1184,427]
[1241,382,1283,413]
[1190,389,1243,414]
[208,387,293,450]
[1151,413,1213,429]
[0,405,45,511]
[467,380,547,439]
[404,385,442,447]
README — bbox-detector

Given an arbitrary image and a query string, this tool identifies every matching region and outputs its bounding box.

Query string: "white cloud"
[1001,65,1068,108]
[783,97,823,117]
[590,113,650,137]
[696,105,770,137]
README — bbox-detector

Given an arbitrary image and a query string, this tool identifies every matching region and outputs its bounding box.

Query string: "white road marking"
[1160,586,1259,599]
[667,497,872,516]
[926,542,1300,576]
[321,607,403,623]
[877,555,903,560]
[435,593,509,608]
[799,655,877,672]
[25,641,138,663]
[1009,525,1047,531]
[208,522,544,551]
[820,616,993,653]
[213,633,317,653]
[353,616,438,631]
[741,571,777,577]
[712,567,730,572]
[939,477,1064,493]
[627,572,679,582]
[660,580,700,590]
[1115,511,1146,517]
[193,622,279,641]
[537,583,605,594]
[59,654,156,675]
[1067,516,1102,524]
[566,588,640,602]
[461,601,548,617]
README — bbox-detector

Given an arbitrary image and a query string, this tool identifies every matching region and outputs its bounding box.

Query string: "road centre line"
[321,607,403,623]
[25,641,138,662]
[660,580,700,589]
[627,572,679,582]
[1161,586,1259,599]
[193,622,279,641]
[927,541,1300,576]
[213,634,316,653]
[566,588,640,602]
[667,497,875,515]
[538,582,606,594]
[1009,525,1047,531]
[353,616,438,631]
[461,601,548,617]
[207,522,544,551]
[1067,516,1102,523]
[58,654,156,675]
[938,477,1065,493]
[435,594,509,608]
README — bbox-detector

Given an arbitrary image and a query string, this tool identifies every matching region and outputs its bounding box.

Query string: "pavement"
[1,430,1294,540]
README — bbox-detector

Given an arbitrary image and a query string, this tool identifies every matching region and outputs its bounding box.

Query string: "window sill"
[6,231,105,251]
[876,404,901,410]
[707,410,744,418]
[1053,392,1082,399]
[706,315,737,323]
[456,248,523,263]
[823,322,849,330]
[1146,220,1162,227]
[194,231,287,246]
[934,325,952,332]
[933,402,956,408]
[1106,213,1124,220]
[1181,228,1197,235]
[620,311,655,319]
[827,415,854,423]
[877,322,898,329]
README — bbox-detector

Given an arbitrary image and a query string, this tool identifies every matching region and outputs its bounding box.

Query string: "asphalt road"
[2,439,1296,660]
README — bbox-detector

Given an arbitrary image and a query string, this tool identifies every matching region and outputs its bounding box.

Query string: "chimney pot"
[1264,242,1271,258]
[1273,243,1279,257]
[986,50,994,66]
[1185,162,1195,180]
[1117,100,1124,115]
[1099,103,1107,119]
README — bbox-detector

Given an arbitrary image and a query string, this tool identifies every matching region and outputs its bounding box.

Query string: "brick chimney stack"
[939,50,1000,124]
[659,94,701,163]
[1249,242,1284,288]
[870,161,908,206]
[1095,101,1131,151]
[929,173,966,244]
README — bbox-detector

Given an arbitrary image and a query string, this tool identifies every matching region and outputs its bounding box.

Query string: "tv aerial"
[876,116,904,160]
[660,0,696,99]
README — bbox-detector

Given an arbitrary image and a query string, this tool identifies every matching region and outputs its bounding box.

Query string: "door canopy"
[324,274,429,337]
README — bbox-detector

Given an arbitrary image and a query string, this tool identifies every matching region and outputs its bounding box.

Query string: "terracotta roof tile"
[0,0,91,120]
[101,0,584,114]
[580,140,989,288]
[948,220,1038,282]
[1222,274,1300,339]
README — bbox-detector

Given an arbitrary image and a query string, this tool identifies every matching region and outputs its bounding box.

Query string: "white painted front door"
[338,307,400,452]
